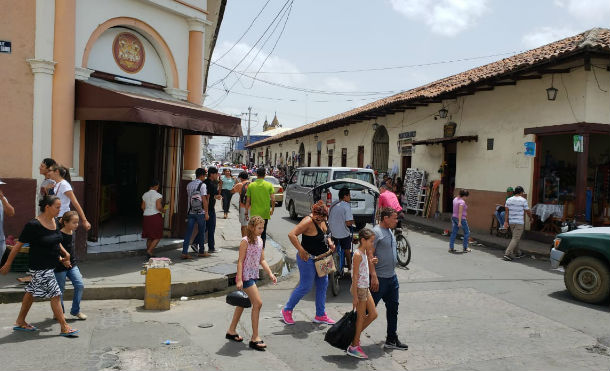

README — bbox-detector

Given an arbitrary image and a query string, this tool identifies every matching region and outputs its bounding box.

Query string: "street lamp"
[372,122,379,131]
[546,75,558,101]
[314,134,318,141]
[344,129,349,136]
[438,107,448,119]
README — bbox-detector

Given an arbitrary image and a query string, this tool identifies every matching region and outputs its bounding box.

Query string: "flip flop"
[249,340,267,351]
[13,324,38,332]
[225,333,243,342]
[59,328,79,337]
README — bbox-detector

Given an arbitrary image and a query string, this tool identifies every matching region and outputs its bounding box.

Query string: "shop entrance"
[442,142,457,212]
[85,121,163,240]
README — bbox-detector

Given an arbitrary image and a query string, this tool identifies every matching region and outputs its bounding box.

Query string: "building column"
[51,0,76,167]
[575,133,590,221]
[183,18,207,174]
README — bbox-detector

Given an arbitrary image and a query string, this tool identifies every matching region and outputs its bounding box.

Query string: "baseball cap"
[506,187,513,192]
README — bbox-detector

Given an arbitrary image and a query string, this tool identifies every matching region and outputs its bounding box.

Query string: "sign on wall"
[0,41,11,53]
[573,135,584,152]
[524,141,536,157]
[113,32,146,74]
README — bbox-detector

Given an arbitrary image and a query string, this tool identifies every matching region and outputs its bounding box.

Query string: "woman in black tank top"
[281,202,337,326]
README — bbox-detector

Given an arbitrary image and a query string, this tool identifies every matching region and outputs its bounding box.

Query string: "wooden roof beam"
[537,68,571,74]
[492,81,517,86]
[511,74,542,81]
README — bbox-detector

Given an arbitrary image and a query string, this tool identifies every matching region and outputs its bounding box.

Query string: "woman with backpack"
[231,172,251,237]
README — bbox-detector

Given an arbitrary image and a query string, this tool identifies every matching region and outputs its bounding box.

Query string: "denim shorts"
[242,279,257,289]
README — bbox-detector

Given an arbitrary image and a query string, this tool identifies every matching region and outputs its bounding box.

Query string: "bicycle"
[329,233,354,296]
[394,226,411,267]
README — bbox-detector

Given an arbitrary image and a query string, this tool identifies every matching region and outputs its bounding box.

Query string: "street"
[0,205,608,370]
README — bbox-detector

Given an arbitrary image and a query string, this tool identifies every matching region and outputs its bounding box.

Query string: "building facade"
[0,0,241,257]
[248,29,610,232]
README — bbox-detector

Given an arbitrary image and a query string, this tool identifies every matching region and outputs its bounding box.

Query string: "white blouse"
[142,190,162,216]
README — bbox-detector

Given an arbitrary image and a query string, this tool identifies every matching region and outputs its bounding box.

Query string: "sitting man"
[495,187,514,229]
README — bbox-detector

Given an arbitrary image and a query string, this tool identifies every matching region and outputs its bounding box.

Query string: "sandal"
[225,333,243,342]
[249,340,267,351]
[13,324,38,332]
[59,328,80,337]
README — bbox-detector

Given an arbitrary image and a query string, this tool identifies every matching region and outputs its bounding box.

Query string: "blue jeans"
[449,217,470,250]
[371,274,399,340]
[495,210,505,226]
[183,214,206,254]
[285,253,328,316]
[195,208,216,251]
[54,266,84,315]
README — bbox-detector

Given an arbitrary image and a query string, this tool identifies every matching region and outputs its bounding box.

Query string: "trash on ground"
[163,340,179,345]
[180,296,188,301]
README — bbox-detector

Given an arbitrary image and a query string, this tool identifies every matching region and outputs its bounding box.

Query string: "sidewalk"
[0,202,284,304]
[403,213,552,257]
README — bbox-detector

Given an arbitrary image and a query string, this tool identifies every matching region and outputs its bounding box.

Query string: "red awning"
[75,78,242,136]
[412,135,478,146]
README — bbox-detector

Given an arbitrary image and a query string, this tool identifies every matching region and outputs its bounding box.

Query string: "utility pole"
[241,106,258,167]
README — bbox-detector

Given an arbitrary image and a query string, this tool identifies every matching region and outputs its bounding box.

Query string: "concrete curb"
[404,218,551,258]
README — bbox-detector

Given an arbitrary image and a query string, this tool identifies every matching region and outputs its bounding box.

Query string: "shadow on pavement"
[547,290,610,312]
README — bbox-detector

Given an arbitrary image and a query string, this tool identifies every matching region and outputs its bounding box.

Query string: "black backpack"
[239,181,250,205]
[189,181,204,214]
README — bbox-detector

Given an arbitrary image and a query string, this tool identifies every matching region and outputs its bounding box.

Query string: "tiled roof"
[247,28,610,148]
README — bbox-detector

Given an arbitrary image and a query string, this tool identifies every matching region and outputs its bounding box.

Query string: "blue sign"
[524,142,536,157]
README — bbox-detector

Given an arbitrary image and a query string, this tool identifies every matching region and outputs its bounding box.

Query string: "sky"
[205,0,610,157]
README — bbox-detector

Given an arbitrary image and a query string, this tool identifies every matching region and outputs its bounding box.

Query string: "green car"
[550,227,610,304]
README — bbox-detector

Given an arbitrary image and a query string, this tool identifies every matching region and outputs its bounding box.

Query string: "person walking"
[49,165,91,231]
[141,180,163,258]
[0,196,79,337]
[220,168,236,219]
[328,187,354,271]
[246,167,275,247]
[0,179,16,260]
[39,158,57,197]
[231,172,250,237]
[225,216,277,351]
[201,166,221,253]
[182,168,208,259]
[281,203,336,326]
[378,184,403,227]
[368,207,408,350]
[503,186,533,261]
[55,211,87,320]
[347,228,378,359]
[449,189,471,253]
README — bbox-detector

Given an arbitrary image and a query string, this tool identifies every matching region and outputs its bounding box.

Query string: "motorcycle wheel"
[330,252,341,296]
[396,234,411,267]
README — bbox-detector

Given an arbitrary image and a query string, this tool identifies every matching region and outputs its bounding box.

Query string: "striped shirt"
[505,196,529,225]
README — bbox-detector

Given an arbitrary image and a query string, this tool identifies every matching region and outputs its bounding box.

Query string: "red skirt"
[142,213,163,239]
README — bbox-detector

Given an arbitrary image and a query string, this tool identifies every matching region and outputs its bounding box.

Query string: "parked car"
[550,227,610,304]
[284,167,375,229]
[249,176,284,207]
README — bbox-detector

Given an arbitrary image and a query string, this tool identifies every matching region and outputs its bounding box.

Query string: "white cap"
[0,179,5,185]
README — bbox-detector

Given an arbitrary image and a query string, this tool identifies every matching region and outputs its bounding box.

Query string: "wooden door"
[357,146,364,168]
[442,142,457,212]
[317,150,321,166]
[84,121,103,241]
[401,155,411,178]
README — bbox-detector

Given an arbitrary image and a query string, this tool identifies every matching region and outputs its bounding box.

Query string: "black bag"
[226,290,251,308]
[324,310,357,350]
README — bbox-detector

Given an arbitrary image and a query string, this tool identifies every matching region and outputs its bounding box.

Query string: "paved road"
[0,204,608,370]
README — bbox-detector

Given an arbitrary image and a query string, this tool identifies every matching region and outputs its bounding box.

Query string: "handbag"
[225,290,251,308]
[324,311,357,350]
[314,251,336,277]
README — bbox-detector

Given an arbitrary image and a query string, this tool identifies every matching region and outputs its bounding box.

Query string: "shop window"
[487,138,494,150]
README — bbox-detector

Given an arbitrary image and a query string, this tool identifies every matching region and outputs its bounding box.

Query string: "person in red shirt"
[378,185,403,226]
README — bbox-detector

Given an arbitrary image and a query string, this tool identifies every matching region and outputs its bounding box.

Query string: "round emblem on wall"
[112,32,146,74]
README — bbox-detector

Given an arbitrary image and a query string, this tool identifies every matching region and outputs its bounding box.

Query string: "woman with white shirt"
[49,165,91,231]
[141,180,164,258]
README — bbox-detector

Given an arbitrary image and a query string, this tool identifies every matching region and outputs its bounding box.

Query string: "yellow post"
[143,258,171,310]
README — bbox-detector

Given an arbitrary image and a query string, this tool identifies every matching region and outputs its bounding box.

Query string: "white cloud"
[211,41,305,86]
[522,27,579,49]
[389,0,488,37]
[554,0,610,22]
[322,76,358,92]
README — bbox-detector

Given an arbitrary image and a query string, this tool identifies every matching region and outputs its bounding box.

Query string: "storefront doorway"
[442,142,457,212]
[85,121,164,241]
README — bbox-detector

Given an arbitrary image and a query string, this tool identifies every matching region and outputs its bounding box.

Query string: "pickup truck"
[550,227,610,304]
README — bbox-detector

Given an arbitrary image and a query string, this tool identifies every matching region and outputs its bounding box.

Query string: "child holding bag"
[226,216,277,351]
[347,228,378,359]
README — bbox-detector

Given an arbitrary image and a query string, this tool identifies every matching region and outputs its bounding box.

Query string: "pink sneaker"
[346,344,368,359]
[281,308,295,325]
[313,313,335,325]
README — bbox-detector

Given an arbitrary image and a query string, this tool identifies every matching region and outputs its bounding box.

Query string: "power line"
[212,0,272,64]
[234,50,525,75]
[206,85,386,103]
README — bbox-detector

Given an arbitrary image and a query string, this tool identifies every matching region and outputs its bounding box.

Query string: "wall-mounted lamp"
[344,129,349,136]
[295,139,299,144]
[279,142,282,147]
[438,107,448,119]
[314,135,318,141]
[372,122,379,131]
[546,75,558,101]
